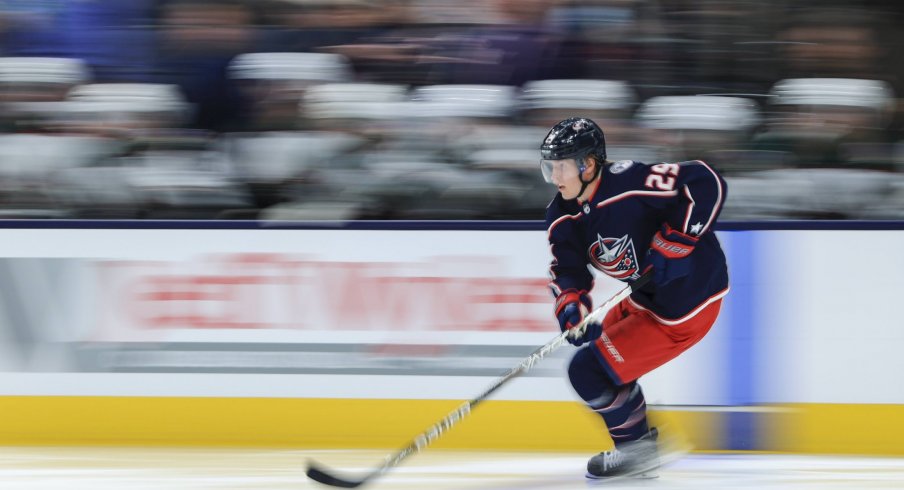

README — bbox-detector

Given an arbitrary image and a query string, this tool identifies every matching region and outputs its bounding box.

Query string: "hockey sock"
[594,382,649,443]
[568,347,650,443]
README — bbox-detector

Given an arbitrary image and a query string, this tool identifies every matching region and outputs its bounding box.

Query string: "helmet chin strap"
[576,158,601,202]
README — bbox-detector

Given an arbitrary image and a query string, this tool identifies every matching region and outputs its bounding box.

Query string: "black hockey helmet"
[540,117,607,162]
[540,118,607,192]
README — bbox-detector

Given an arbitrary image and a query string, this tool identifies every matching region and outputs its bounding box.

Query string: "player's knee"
[567,347,618,407]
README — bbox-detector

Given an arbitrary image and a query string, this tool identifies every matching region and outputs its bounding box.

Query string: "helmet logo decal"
[588,234,641,280]
[540,117,606,162]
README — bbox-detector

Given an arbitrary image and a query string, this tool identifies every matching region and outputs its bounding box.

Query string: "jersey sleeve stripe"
[682,185,696,234]
[547,243,559,282]
[595,189,678,209]
[546,212,582,238]
[694,160,724,234]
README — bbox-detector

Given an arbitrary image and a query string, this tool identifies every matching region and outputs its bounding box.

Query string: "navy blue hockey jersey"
[546,159,729,322]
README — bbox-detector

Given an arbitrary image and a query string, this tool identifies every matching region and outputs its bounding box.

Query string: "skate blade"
[584,427,690,482]
[584,460,661,481]
[585,469,659,480]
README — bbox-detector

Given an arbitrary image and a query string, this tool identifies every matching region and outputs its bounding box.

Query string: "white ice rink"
[1,447,902,489]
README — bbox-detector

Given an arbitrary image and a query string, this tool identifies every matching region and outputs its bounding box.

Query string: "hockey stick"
[306,272,652,488]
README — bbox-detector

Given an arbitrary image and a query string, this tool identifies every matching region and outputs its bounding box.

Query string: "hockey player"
[541,117,729,479]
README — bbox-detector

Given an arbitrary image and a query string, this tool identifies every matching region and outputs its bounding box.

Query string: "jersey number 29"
[644,163,679,191]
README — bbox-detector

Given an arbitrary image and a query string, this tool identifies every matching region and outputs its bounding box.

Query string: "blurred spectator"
[0,0,900,221]
[521,79,637,130]
[155,0,256,132]
[753,78,896,169]
[300,81,406,132]
[269,0,566,86]
[416,0,564,85]
[0,0,66,57]
[56,0,157,83]
[652,0,784,96]
[0,57,89,132]
[53,83,192,138]
[258,0,426,84]
[0,1,156,82]
[230,52,353,131]
[777,7,887,81]
[45,81,254,220]
[260,0,405,52]
[547,0,668,85]
[635,95,761,169]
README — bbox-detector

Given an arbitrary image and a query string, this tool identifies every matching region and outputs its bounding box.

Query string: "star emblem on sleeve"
[690,222,704,235]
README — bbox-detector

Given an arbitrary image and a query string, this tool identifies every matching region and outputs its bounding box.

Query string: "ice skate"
[586,428,660,480]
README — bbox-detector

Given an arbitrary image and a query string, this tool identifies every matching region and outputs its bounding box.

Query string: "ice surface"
[0,447,901,489]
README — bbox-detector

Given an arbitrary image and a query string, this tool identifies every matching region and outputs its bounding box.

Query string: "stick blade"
[306,460,369,488]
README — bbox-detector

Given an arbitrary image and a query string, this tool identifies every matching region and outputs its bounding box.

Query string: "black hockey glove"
[647,224,697,287]
[555,290,600,346]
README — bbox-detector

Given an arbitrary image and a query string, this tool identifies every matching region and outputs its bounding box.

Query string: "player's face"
[541,158,583,200]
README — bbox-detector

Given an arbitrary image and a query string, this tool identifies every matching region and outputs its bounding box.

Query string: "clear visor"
[540,158,581,184]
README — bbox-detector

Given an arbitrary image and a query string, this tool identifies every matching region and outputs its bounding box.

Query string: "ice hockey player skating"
[541,117,730,479]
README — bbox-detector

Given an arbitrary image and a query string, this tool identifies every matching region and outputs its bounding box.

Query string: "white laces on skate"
[601,449,625,472]
[585,427,692,481]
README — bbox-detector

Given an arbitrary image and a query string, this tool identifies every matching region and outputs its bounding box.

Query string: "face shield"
[540,158,582,184]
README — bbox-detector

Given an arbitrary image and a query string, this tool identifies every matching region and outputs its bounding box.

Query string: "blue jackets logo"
[588,234,640,280]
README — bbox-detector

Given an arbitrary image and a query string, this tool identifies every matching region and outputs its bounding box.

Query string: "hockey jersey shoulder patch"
[609,160,634,174]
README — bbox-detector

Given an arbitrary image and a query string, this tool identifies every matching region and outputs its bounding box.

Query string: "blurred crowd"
[0,0,900,221]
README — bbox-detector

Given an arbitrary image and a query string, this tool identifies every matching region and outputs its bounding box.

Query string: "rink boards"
[0,221,900,454]
[1,395,901,455]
